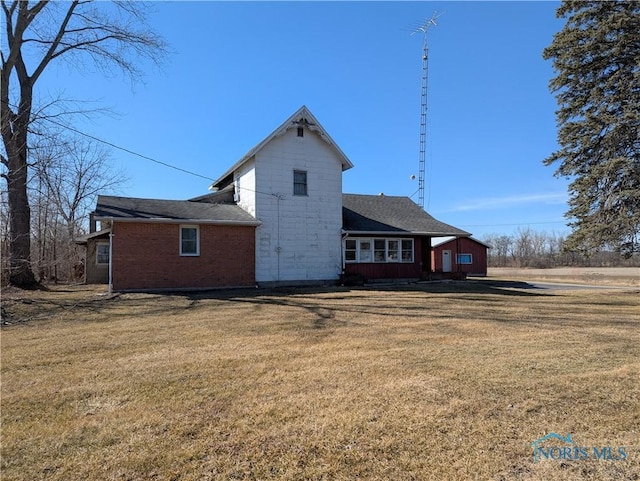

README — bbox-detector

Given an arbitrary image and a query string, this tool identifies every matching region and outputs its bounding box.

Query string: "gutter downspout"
[275,193,283,282]
[341,232,349,272]
[108,231,114,294]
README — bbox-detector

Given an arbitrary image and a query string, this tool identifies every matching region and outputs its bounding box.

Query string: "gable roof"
[431,236,491,248]
[93,195,260,225]
[209,105,354,190]
[342,194,470,237]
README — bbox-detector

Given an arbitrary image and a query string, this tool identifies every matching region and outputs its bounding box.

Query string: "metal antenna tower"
[411,12,441,210]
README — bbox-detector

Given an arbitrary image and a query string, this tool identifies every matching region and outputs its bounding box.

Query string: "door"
[442,250,452,272]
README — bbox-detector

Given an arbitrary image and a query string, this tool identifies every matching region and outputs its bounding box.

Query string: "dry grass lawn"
[1,281,639,480]
[487,267,640,287]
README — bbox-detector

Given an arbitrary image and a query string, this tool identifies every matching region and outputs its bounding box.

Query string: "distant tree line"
[482,228,640,269]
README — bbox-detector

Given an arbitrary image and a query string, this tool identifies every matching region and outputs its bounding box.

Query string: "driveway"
[524,281,635,291]
[471,279,636,292]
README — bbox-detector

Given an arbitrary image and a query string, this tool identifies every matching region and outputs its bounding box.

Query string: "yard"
[1,281,639,480]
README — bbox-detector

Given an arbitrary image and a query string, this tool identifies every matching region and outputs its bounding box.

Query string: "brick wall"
[111,222,256,290]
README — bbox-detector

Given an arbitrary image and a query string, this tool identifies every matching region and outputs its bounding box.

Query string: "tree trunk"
[3,81,39,288]
[6,146,38,288]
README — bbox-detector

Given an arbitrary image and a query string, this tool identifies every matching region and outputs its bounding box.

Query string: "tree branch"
[30,1,79,83]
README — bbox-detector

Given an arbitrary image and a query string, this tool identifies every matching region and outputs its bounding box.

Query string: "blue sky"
[39,1,569,240]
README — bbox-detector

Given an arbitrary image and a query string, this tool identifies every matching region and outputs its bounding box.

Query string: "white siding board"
[251,128,343,282]
[234,158,257,217]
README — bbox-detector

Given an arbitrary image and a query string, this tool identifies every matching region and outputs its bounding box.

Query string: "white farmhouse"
[209,106,353,285]
[84,105,474,291]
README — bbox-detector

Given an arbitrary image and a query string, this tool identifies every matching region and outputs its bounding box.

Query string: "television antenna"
[410,11,442,210]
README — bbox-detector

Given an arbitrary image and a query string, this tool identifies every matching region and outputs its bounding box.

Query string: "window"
[180,226,199,256]
[345,238,414,263]
[297,126,304,137]
[387,240,399,262]
[456,253,472,264]
[96,242,109,265]
[374,239,386,262]
[293,170,307,196]
[402,240,413,262]
[345,239,357,262]
[359,240,372,262]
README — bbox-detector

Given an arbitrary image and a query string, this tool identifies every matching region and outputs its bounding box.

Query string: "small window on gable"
[297,126,304,137]
[180,225,199,256]
[96,242,109,265]
[293,170,307,196]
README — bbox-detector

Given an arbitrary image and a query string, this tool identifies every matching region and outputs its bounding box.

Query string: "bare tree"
[39,138,125,239]
[30,137,126,282]
[0,188,10,285]
[1,0,165,288]
[487,234,513,267]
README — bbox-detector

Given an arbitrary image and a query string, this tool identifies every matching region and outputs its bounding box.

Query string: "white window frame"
[359,239,372,262]
[345,239,357,262]
[180,225,200,256]
[96,241,110,265]
[456,253,473,264]
[401,239,414,262]
[344,238,414,263]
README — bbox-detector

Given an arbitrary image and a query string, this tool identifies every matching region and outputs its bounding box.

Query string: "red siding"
[431,238,488,276]
[111,222,256,290]
[344,235,427,280]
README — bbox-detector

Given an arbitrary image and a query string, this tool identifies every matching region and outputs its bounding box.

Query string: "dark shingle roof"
[342,194,470,236]
[74,228,111,245]
[94,195,258,224]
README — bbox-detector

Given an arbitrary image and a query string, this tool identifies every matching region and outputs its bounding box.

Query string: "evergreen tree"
[543,0,640,257]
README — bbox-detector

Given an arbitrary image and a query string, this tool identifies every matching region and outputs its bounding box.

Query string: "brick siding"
[111,222,256,290]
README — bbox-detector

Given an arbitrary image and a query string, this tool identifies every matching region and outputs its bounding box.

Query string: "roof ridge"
[209,106,354,189]
[343,193,411,199]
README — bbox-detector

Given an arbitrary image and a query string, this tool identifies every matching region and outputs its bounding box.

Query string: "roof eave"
[74,228,112,244]
[343,229,471,237]
[93,216,261,226]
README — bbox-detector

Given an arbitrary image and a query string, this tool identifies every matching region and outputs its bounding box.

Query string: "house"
[431,236,490,277]
[82,105,476,291]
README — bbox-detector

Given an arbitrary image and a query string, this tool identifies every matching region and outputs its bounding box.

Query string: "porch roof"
[342,194,470,237]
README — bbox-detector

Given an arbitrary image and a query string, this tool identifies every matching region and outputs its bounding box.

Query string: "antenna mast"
[412,12,441,210]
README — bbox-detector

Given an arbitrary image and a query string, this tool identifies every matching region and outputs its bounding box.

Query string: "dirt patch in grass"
[2,283,639,480]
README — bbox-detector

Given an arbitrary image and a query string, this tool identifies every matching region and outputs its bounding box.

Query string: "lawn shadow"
[178,278,548,301]
[372,279,549,297]
[170,279,551,330]
[1,280,549,329]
